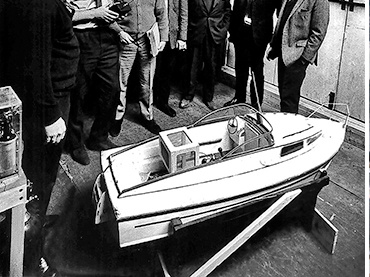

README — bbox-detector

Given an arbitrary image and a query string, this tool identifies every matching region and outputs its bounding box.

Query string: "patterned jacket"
[270,0,330,66]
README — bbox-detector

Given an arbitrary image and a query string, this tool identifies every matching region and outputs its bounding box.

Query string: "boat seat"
[228,116,246,147]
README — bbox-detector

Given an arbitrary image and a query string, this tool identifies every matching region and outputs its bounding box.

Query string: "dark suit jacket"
[187,0,231,46]
[229,0,279,48]
[168,0,188,49]
[0,0,79,126]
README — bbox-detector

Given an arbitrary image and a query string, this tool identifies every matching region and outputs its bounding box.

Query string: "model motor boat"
[93,103,348,248]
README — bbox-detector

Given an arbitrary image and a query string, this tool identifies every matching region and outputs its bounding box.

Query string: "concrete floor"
[25,82,366,276]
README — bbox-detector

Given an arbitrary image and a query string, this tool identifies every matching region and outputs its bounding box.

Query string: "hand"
[119,30,134,44]
[158,41,166,52]
[45,117,66,144]
[94,6,119,23]
[176,40,187,51]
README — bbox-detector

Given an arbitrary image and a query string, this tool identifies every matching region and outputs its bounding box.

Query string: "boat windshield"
[191,104,274,159]
[191,103,268,128]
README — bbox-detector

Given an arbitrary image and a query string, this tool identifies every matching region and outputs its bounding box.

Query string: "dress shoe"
[109,118,123,137]
[157,103,176,117]
[142,119,162,135]
[179,99,192,109]
[70,147,90,165]
[223,98,244,107]
[204,100,217,111]
[25,198,43,241]
[86,138,118,151]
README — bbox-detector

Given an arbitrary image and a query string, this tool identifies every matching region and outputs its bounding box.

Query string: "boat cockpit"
[159,105,274,174]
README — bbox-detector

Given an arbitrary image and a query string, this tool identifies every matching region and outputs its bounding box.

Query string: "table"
[0,171,27,277]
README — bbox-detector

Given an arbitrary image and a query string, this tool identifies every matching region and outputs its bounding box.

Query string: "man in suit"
[153,0,188,117]
[0,0,79,275]
[223,0,278,110]
[267,0,330,113]
[179,0,231,111]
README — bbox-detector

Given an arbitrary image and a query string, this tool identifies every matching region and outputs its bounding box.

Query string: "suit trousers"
[234,26,266,107]
[22,96,70,274]
[115,36,155,121]
[183,33,220,102]
[68,28,119,150]
[278,57,309,113]
[153,43,177,105]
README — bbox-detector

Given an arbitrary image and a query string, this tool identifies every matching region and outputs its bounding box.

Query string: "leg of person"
[109,40,138,137]
[153,46,166,105]
[153,44,176,117]
[22,118,47,276]
[250,43,267,110]
[153,44,173,104]
[39,95,71,276]
[179,45,202,108]
[136,36,162,135]
[66,30,101,165]
[278,58,309,113]
[86,29,120,150]
[202,35,219,111]
[173,49,188,91]
[225,26,253,107]
[225,49,248,106]
[22,94,70,276]
[67,69,91,165]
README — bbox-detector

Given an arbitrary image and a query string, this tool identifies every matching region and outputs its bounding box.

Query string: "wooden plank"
[0,181,26,213]
[311,208,338,254]
[9,203,25,277]
[190,189,302,277]
[0,173,24,193]
[0,172,27,277]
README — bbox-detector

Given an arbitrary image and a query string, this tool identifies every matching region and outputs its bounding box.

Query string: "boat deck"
[17,83,365,276]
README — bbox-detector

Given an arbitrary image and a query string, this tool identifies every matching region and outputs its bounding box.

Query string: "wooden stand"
[0,171,27,277]
[311,208,338,254]
[189,189,301,277]
[157,174,338,277]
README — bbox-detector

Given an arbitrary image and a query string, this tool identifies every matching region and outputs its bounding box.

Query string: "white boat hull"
[96,168,327,248]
